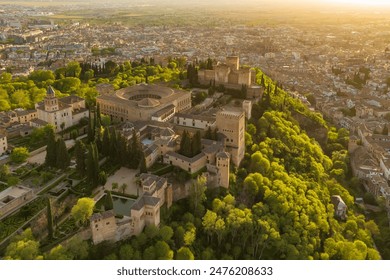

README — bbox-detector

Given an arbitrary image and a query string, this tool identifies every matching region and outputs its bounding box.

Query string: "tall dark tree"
[104,60,118,75]
[96,103,102,128]
[139,151,147,173]
[191,131,202,156]
[95,126,102,152]
[86,142,99,191]
[180,130,192,157]
[102,128,111,157]
[47,197,54,239]
[273,83,278,96]
[104,191,114,211]
[241,84,247,99]
[45,127,57,167]
[118,135,128,166]
[109,128,118,162]
[187,64,198,85]
[129,130,141,169]
[262,89,271,109]
[56,138,70,169]
[87,108,95,143]
[74,140,86,176]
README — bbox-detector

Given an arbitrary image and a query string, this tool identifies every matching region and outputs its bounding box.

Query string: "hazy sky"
[7,0,390,10]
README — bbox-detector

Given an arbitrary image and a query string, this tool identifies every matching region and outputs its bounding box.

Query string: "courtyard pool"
[112,195,136,216]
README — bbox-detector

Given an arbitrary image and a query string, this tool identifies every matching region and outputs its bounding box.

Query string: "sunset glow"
[326,0,390,6]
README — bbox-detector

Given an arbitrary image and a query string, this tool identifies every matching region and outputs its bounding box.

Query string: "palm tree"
[120,183,127,194]
[111,182,118,192]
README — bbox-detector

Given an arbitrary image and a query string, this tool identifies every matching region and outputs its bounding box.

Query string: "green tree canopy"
[10,147,29,163]
[71,197,95,226]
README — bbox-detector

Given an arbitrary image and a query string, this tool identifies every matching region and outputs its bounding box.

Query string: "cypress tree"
[129,130,141,169]
[181,130,192,157]
[139,151,147,173]
[95,126,102,152]
[87,108,95,143]
[118,135,128,166]
[56,138,70,169]
[74,140,86,176]
[93,143,99,187]
[95,104,101,130]
[191,131,202,156]
[109,128,118,162]
[47,197,54,239]
[264,90,271,109]
[180,130,187,153]
[102,128,110,157]
[241,84,247,99]
[194,65,199,85]
[86,142,99,191]
[45,128,57,167]
[104,191,114,211]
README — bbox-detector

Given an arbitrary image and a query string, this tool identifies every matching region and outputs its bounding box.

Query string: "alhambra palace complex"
[0,56,255,245]
[88,57,256,244]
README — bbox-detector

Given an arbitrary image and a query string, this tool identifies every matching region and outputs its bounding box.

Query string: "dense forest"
[0,58,185,111]
[0,60,385,260]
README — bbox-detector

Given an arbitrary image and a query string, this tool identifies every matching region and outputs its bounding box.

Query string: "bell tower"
[44,86,59,112]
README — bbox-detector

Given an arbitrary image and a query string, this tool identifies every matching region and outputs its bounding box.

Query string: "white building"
[173,113,216,130]
[36,86,87,132]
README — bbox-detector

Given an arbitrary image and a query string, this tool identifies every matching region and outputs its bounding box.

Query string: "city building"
[173,113,216,131]
[242,100,252,120]
[90,173,172,244]
[96,83,191,123]
[216,108,245,166]
[90,210,117,244]
[14,109,38,124]
[198,56,263,99]
[0,134,7,155]
[163,139,230,188]
[36,86,88,132]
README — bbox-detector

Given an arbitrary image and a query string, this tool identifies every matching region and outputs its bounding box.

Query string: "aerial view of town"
[0,0,390,260]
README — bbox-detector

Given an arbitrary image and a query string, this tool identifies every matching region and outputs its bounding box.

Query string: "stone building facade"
[216,109,245,166]
[36,86,88,132]
[90,173,172,244]
[96,84,191,123]
[198,56,262,100]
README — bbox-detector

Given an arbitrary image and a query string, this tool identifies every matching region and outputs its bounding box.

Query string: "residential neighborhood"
[1,0,390,262]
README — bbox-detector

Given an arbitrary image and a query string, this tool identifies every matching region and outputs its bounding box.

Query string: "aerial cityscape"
[0,0,390,260]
